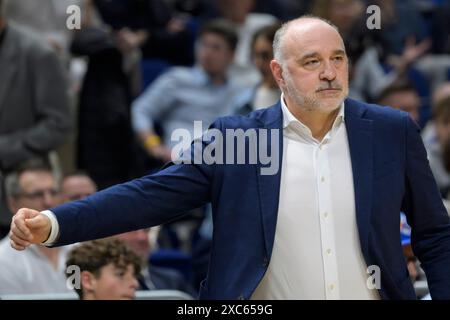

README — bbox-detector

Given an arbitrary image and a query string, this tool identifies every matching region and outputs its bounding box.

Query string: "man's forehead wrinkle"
[283,26,346,61]
[282,29,308,59]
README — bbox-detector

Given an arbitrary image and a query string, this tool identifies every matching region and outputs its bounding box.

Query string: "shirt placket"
[315,136,340,299]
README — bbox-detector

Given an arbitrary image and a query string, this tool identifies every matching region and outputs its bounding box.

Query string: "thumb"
[25,214,49,229]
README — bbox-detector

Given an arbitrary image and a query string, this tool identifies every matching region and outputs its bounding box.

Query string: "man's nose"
[43,191,57,208]
[319,60,337,81]
[129,276,139,290]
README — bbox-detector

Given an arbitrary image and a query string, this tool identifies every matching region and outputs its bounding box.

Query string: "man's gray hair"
[273,15,341,66]
[4,158,54,199]
[5,172,21,199]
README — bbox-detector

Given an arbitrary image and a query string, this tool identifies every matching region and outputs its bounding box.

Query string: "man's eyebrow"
[300,52,320,60]
[332,49,346,56]
[299,49,347,61]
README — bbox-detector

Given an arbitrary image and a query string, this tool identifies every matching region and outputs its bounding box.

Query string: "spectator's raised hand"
[115,28,149,55]
[147,144,173,163]
[388,36,432,73]
[402,36,432,65]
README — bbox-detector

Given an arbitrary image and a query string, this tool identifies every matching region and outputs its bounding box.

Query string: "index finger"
[12,214,32,241]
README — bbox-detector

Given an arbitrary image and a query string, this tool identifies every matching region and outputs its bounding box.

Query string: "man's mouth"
[317,88,341,92]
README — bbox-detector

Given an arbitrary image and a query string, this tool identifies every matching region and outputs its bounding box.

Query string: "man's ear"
[270,60,284,87]
[81,271,96,293]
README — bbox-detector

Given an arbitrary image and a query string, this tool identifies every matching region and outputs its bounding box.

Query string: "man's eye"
[305,60,319,66]
[115,271,125,277]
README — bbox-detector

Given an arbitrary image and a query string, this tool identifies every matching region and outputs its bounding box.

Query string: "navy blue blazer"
[52,98,450,299]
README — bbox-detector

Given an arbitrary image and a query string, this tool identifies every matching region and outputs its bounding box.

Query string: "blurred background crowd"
[1,0,450,299]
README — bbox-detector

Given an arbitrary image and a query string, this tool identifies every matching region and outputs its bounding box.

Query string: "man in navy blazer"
[10,16,450,299]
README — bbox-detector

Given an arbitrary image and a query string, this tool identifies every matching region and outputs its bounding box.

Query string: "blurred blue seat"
[149,249,193,284]
[0,290,193,300]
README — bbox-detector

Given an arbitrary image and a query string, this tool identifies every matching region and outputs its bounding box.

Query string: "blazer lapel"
[0,26,17,115]
[344,98,373,262]
[256,103,284,259]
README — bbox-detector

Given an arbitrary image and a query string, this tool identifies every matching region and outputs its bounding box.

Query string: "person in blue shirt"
[131,19,244,163]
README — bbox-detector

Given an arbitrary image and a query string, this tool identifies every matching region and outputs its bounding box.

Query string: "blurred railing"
[0,290,194,300]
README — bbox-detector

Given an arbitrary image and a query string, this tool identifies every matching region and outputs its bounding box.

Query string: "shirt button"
[323,212,328,218]
[326,249,332,255]
[329,284,335,291]
[321,176,325,182]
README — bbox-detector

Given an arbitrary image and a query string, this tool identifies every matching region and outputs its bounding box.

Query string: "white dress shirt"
[251,95,379,300]
[0,237,72,295]
[41,210,59,246]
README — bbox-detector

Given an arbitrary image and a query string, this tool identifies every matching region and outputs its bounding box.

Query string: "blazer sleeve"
[401,115,450,299]
[51,119,223,246]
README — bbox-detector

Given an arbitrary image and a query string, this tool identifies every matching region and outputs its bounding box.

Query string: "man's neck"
[207,72,227,86]
[263,76,279,90]
[285,97,341,141]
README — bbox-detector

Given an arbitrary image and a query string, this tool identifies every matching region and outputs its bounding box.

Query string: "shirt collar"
[280,93,345,141]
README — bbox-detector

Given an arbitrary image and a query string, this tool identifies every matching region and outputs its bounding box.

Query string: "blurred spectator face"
[274,20,349,113]
[61,174,97,202]
[432,82,450,107]
[197,32,234,76]
[435,115,450,149]
[442,134,450,174]
[81,263,139,300]
[216,0,254,23]
[8,170,60,213]
[117,228,152,260]
[379,90,421,123]
[327,0,363,33]
[434,97,450,151]
[252,34,274,81]
[67,238,141,300]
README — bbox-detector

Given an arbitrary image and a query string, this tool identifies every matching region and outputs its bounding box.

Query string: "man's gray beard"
[283,69,346,112]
